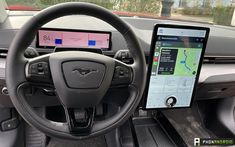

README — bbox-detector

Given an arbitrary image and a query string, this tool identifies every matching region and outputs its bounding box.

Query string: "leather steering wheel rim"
[6,2,146,139]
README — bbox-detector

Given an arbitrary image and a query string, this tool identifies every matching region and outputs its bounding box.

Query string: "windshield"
[4,0,235,27]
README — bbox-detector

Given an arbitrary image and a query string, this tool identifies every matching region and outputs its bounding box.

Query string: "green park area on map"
[160,47,202,76]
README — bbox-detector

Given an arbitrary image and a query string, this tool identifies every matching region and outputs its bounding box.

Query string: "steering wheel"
[6,2,146,139]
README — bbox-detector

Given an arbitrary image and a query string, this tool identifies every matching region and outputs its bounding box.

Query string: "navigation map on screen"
[146,26,208,109]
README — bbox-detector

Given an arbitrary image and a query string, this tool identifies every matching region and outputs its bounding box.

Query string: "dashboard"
[0,12,235,107]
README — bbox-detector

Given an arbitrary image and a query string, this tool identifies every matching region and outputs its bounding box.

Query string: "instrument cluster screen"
[36,28,111,51]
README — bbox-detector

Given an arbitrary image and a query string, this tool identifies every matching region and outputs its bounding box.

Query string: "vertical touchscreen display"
[145,25,209,109]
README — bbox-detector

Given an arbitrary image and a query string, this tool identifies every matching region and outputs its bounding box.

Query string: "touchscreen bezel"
[36,28,112,50]
[144,24,210,110]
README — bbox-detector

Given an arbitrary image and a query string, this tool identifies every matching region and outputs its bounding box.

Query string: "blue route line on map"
[183,50,191,71]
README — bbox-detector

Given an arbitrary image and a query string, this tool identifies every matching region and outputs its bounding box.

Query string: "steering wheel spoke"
[64,107,95,135]
[25,54,53,86]
[111,60,133,87]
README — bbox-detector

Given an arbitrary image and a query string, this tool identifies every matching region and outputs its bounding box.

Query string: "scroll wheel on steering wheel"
[24,47,39,58]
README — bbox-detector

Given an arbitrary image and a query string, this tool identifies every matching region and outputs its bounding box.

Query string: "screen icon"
[166,96,177,107]
[194,138,200,146]
[55,39,62,45]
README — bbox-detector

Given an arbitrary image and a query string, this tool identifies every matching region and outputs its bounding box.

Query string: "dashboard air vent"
[0,48,8,58]
[203,57,235,64]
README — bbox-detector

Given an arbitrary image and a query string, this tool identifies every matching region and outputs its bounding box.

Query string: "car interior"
[0,1,235,147]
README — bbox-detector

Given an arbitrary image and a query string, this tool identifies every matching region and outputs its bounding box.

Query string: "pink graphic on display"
[88,33,109,48]
[38,30,62,47]
[62,32,88,47]
[38,30,110,49]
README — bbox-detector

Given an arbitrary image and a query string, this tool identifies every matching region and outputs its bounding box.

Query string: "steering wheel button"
[43,64,48,69]
[38,66,43,70]
[37,70,44,75]
[31,69,37,74]
[119,70,124,76]
[38,63,43,67]
[30,64,37,70]
[44,70,49,74]
[121,52,127,59]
